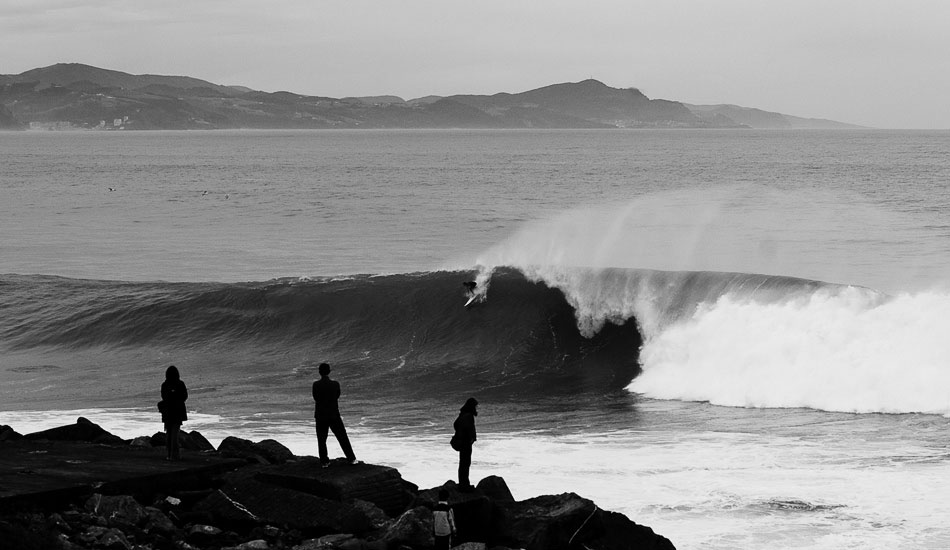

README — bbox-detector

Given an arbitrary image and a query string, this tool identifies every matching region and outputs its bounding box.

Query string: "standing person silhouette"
[452,397,478,491]
[160,365,188,461]
[312,362,358,468]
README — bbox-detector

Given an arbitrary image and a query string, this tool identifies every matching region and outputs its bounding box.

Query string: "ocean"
[1,128,949,549]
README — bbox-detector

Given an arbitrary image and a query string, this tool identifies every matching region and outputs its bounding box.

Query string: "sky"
[2,0,949,129]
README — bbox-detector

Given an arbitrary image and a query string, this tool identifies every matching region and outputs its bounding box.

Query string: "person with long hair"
[159,365,188,461]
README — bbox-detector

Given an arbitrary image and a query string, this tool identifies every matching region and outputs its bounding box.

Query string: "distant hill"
[685,103,864,129]
[0,63,861,131]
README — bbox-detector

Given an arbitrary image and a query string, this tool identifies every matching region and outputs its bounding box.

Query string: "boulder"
[224,539,270,550]
[129,436,152,447]
[24,417,125,445]
[351,499,392,531]
[580,509,676,550]
[292,534,384,550]
[0,424,23,441]
[142,506,180,538]
[192,469,378,535]
[476,476,515,503]
[256,458,416,516]
[187,523,235,547]
[382,505,433,549]
[218,436,272,464]
[77,525,132,550]
[254,439,295,464]
[84,494,147,529]
[492,492,598,550]
[415,482,492,543]
[149,429,215,451]
[183,430,216,451]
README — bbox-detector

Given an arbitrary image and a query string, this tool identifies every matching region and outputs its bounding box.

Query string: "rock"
[187,523,226,546]
[476,476,515,503]
[254,439,295,464]
[0,424,23,441]
[224,539,270,550]
[78,526,132,550]
[218,437,271,464]
[581,509,676,550]
[129,436,153,447]
[415,482,492,543]
[257,457,416,516]
[85,494,147,528]
[24,417,125,445]
[383,506,434,549]
[183,430,215,452]
[492,492,597,550]
[190,489,261,529]
[192,470,378,534]
[143,506,180,538]
[149,429,215,452]
[351,499,391,530]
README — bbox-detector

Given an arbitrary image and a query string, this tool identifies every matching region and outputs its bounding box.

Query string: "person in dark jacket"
[160,365,188,461]
[452,397,478,490]
[312,362,357,467]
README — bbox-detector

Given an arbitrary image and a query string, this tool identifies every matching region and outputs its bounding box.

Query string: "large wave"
[469,188,950,416]
[0,271,642,404]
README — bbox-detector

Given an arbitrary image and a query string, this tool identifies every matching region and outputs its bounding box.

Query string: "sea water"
[1,129,950,549]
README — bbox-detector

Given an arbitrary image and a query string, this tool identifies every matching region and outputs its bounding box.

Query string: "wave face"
[0,271,642,402]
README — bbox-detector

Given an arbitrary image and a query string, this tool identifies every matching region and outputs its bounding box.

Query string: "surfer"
[451,397,478,491]
[312,362,358,468]
[159,365,188,461]
[462,281,477,296]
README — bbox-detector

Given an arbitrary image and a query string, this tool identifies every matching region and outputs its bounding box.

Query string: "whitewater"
[1,129,949,549]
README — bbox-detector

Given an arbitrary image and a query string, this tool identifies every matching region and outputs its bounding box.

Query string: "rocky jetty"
[0,419,675,550]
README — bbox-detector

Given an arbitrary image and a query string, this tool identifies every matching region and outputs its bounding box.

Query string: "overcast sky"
[2,0,949,129]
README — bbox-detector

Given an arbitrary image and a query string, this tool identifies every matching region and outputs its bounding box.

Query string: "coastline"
[0,418,676,550]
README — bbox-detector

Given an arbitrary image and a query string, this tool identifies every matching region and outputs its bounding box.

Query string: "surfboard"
[464,295,477,308]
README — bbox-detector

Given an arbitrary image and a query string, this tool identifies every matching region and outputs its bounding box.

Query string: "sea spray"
[630,288,950,415]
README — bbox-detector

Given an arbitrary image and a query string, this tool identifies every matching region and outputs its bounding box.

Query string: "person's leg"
[316,420,330,464]
[458,446,472,488]
[171,424,181,459]
[329,416,356,461]
[166,423,180,460]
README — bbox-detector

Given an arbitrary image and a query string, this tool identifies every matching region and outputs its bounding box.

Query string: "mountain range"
[0,63,862,131]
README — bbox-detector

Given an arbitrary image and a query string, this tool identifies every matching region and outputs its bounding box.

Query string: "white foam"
[631,289,950,415]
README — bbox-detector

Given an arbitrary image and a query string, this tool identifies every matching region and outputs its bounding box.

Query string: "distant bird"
[107,187,116,192]
[225,194,230,199]
[201,190,208,196]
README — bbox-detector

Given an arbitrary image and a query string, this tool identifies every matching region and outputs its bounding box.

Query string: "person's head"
[460,397,478,414]
[438,488,449,501]
[319,363,332,376]
[165,365,180,381]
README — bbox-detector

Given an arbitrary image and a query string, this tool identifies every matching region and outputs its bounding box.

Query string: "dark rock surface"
[23,417,125,446]
[0,419,676,549]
